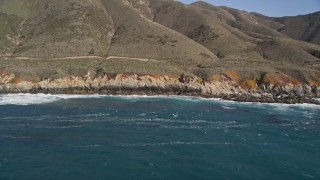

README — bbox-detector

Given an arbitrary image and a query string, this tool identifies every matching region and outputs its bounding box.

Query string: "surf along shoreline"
[28,91,320,105]
[1,72,319,105]
[1,91,319,106]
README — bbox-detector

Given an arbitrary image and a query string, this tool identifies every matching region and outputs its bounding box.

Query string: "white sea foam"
[212,98,320,110]
[114,95,320,109]
[76,145,101,148]
[0,93,319,108]
[222,106,237,110]
[0,93,59,105]
[1,135,29,139]
[117,141,231,147]
[39,125,82,129]
[0,93,102,105]
[171,96,320,109]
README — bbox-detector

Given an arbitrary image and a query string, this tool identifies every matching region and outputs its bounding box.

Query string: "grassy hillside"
[101,0,217,65]
[0,0,319,84]
[148,0,320,81]
[0,12,23,56]
[252,12,320,45]
[150,0,253,57]
[12,0,114,58]
[0,0,31,17]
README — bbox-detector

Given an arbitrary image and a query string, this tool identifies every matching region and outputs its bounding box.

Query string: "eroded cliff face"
[0,70,319,104]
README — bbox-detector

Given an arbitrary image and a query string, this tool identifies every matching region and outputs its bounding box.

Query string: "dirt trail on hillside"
[51,56,104,60]
[8,55,166,63]
[106,56,166,62]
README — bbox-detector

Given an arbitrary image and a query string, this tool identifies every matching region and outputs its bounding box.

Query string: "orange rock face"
[0,70,12,78]
[207,70,311,91]
[240,79,258,90]
[224,70,240,82]
[208,70,240,82]
[8,76,23,84]
[308,81,320,86]
[261,73,300,86]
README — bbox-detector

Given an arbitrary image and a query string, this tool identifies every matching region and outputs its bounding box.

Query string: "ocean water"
[0,94,319,179]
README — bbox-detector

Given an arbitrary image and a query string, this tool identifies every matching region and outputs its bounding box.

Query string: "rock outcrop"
[1,71,319,104]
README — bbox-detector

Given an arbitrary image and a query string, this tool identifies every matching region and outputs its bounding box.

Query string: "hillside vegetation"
[0,0,319,84]
[252,12,320,45]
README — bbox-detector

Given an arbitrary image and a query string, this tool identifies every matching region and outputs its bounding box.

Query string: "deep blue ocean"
[0,94,319,179]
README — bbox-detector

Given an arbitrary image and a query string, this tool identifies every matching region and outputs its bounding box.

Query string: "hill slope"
[148,0,320,81]
[252,12,320,45]
[0,0,319,85]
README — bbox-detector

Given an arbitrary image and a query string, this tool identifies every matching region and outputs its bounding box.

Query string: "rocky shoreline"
[1,72,319,105]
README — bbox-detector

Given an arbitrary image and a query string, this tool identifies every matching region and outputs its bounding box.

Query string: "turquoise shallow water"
[0,94,319,179]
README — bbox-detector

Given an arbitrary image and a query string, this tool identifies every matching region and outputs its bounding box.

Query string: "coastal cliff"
[1,71,319,104]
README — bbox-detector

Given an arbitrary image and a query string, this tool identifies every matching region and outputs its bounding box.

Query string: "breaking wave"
[0,93,102,105]
[0,93,319,108]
